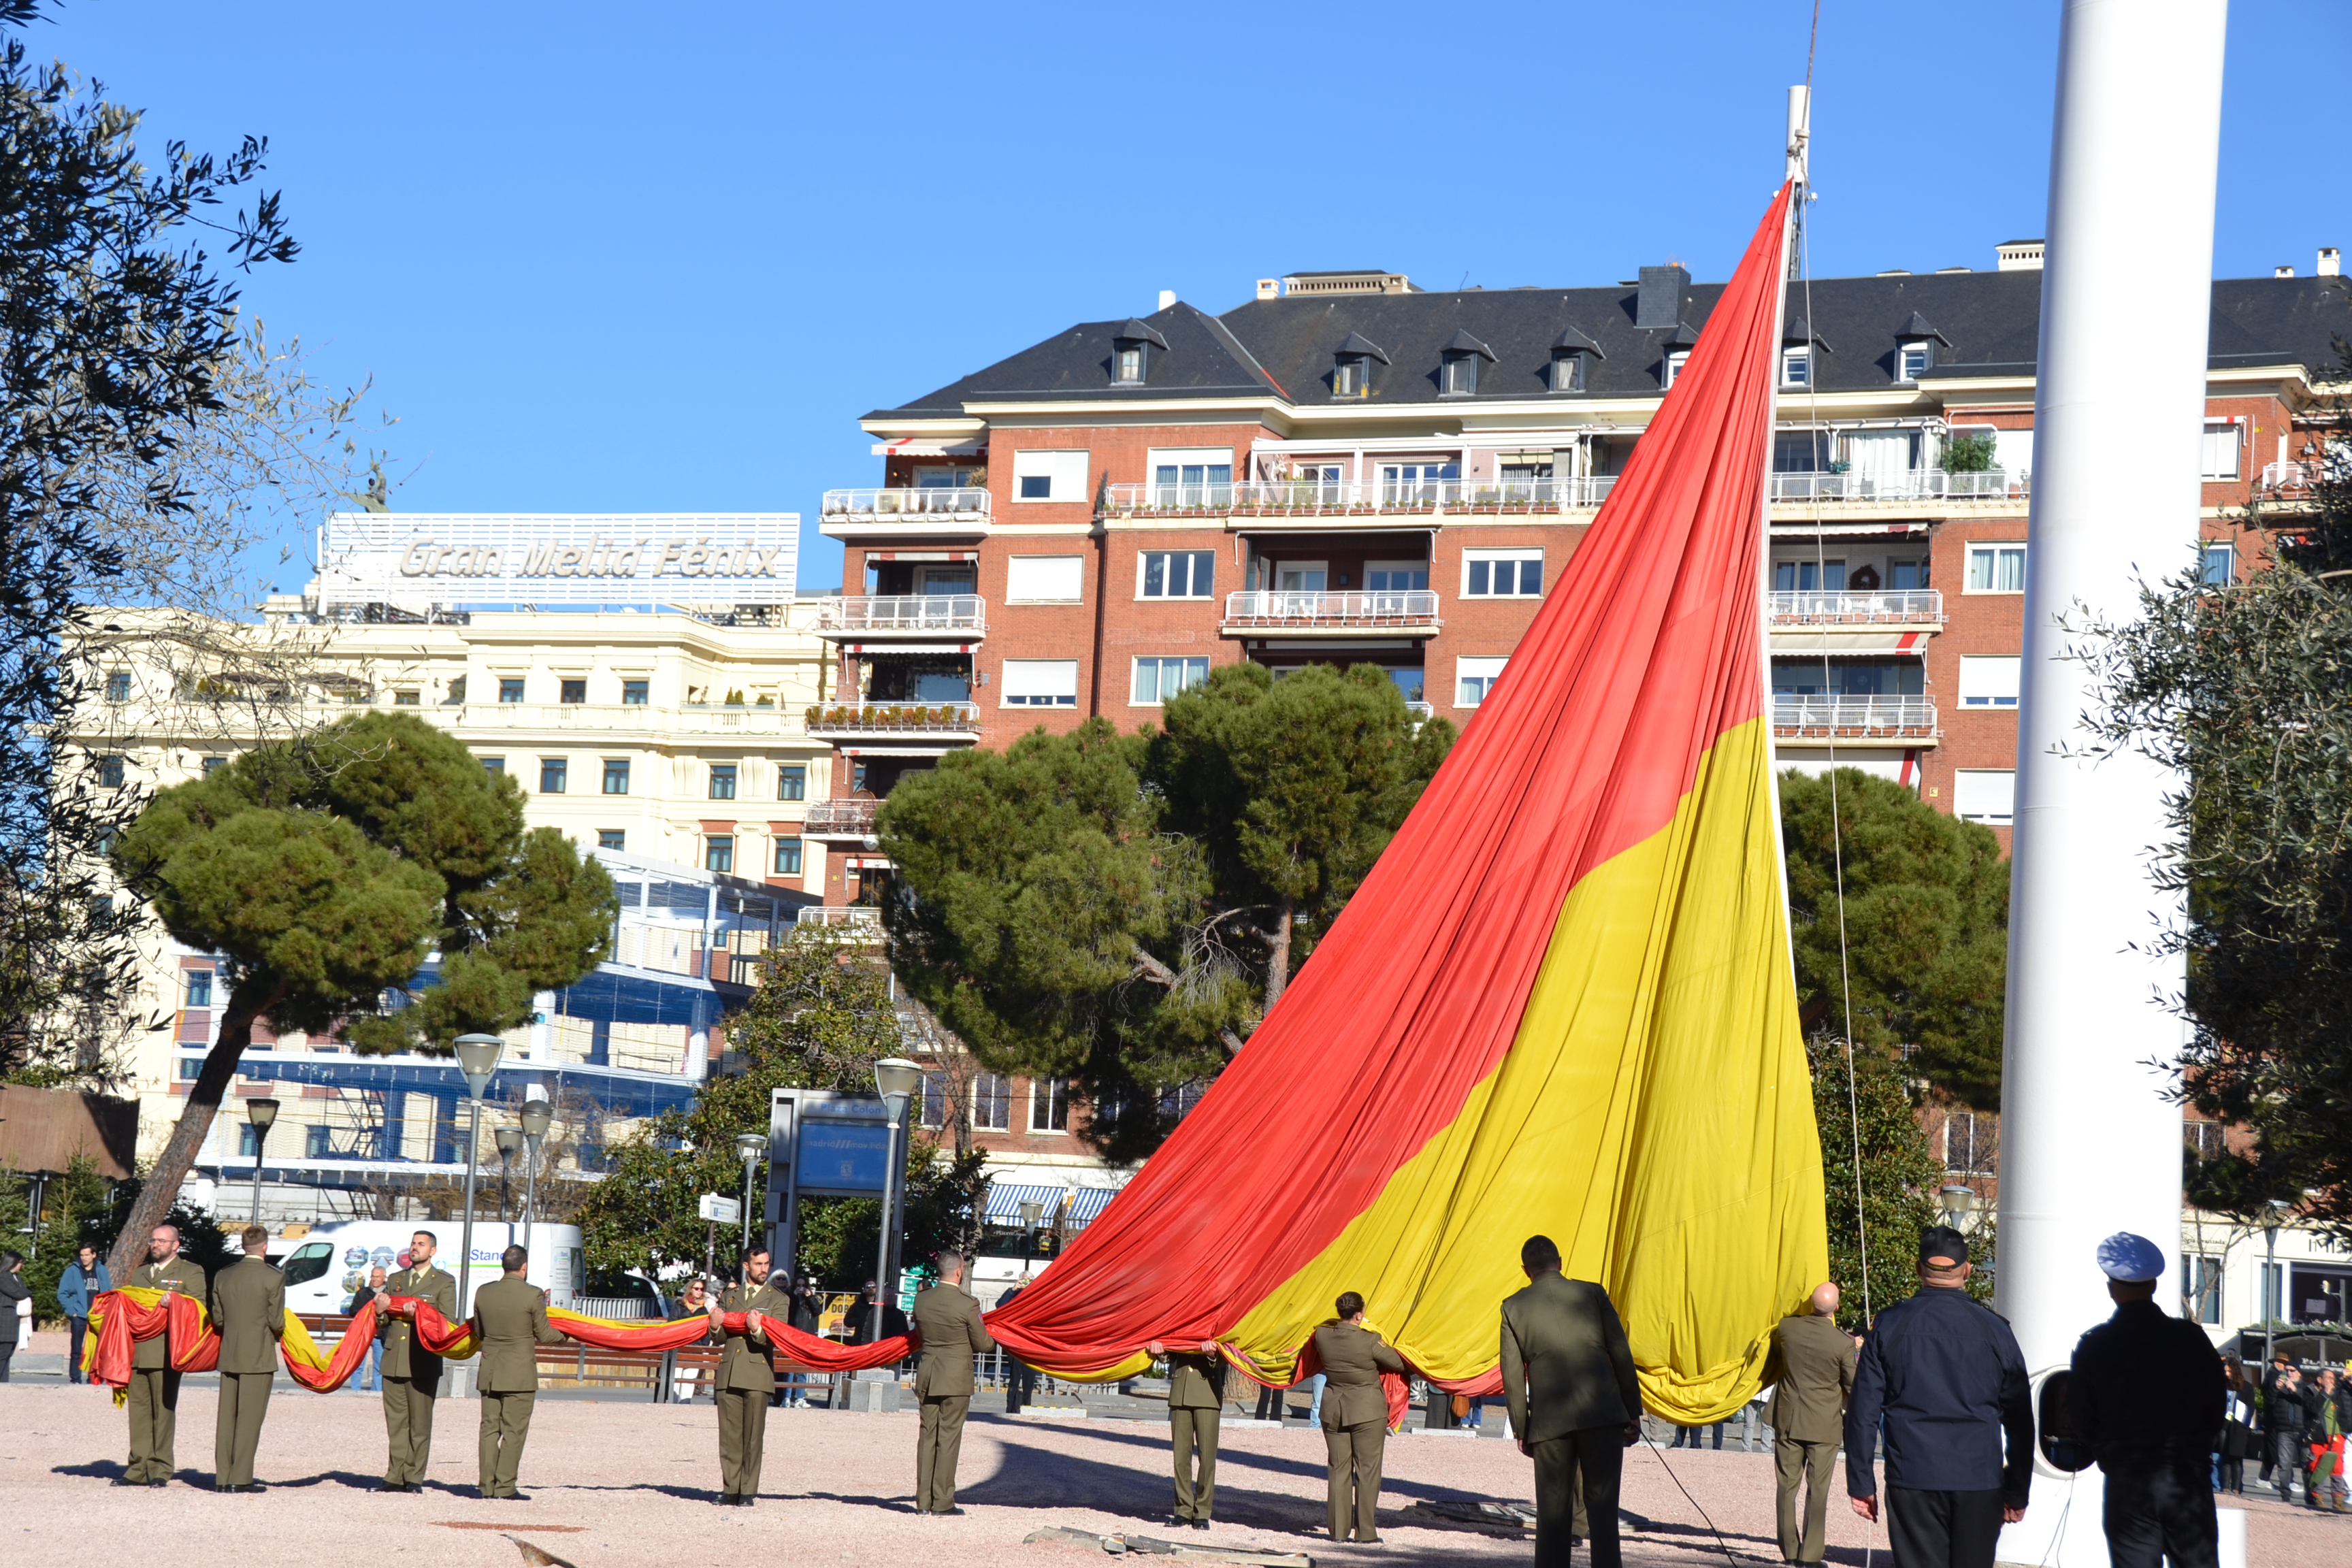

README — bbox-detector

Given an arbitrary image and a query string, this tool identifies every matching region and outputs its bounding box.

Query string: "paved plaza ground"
[0,1378,2330,1568]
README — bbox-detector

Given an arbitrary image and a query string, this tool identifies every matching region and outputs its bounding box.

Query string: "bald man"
[1765,1282,1857,1566]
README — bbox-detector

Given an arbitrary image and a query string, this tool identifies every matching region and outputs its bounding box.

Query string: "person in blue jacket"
[56,1244,110,1386]
[1845,1226,2033,1568]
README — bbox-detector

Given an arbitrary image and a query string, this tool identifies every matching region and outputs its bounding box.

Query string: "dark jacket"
[2067,1298,2225,1467]
[56,1259,110,1319]
[2300,1380,2352,1438]
[0,1266,29,1334]
[1845,1286,2034,1508]
[2264,1367,2307,1431]
[1500,1271,1642,1441]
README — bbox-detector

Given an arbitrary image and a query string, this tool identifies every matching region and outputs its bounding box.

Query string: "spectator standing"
[2217,1358,2254,1497]
[56,1243,108,1386]
[1765,1281,1858,1567]
[0,1250,28,1381]
[2261,1355,2305,1502]
[1844,1226,2032,1568]
[2301,1367,2350,1514]
[348,1266,387,1393]
[996,1283,1039,1414]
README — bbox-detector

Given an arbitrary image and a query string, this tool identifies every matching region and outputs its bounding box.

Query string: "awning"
[1066,1187,1121,1228]
[839,642,979,655]
[1768,632,1927,655]
[985,1183,1069,1224]
[870,441,986,457]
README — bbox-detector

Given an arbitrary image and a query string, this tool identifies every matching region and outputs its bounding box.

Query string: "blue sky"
[37,1,2349,595]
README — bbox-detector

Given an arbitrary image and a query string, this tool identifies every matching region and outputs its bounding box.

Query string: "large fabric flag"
[982,183,1826,1423]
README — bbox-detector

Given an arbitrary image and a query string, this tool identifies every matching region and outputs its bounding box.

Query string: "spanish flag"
[988,184,1825,1423]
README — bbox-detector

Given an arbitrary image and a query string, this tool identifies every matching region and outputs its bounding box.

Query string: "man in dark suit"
[1149,1337,1228,1529]
[209,1224,284,1491]
[1765,1281,1857,1566]
[707,1248,794,1505]
[1314,1291,1405,1544]
[121,1223,205,1486]
[378,1229,456,1492]
[1501,1235,1642,1568]
[468,1244,564,1500]
[910,1249,994,1514]
[1845,1226,2032,1568]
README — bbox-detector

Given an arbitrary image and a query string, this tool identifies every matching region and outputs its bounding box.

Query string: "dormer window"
[1549,326,1601,393]
[1893,312,1950,384]
[1899,343,1931,380]
[1658,321,1699,390]
[1782,346,1811,386]
[1662,350,1690,389]
[1331,331,1388,398]
[1117,345,1144,382]
[1110,317,1169,386]
[1439,329,1496,397]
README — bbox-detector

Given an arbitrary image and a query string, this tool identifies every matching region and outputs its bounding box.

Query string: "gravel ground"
[0,1383,2323,1567]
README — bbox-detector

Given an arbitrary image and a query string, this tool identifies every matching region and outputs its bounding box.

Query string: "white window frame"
[1899,342,1932,382]
[1028,1077,1071,1134]
[1781,346,1810,387]
[971,1071,1012,1132]
[1365,560,1430,592]
[1136,550,1216,600]
[1662,350,1689,389]
[1953,769,2016,826]
[1274,560,1328,593]
[1000,659,1079,708]
[1965,544,2028,594]
[1005,555,1085,604]
[1461,549,1544,598]
[1011,449,1090,503]
[1957,656,2021,708]
[2200,419,2242,480]
[1456,655,1508,708]
[1130,655,1209,707]
[2200,541,2235,586]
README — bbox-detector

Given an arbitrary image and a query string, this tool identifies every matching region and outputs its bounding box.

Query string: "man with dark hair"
[58,1243,110,1386]
[706,1247,792,1505]
[2261,1353,2305,1503]
[1148,1333,1227,1530]
[1501,1234,1642,1568]
[1314,1290,1405,1544]
[379,1228,455,1492]
[210,1224,284,1491]
[911,1249,994,1514]
[469,1244,563,1500]
[120,1223,202,1486]
[1845,1226,2032,1568]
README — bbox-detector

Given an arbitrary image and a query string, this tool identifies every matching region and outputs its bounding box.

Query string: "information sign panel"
[318,512,800,606]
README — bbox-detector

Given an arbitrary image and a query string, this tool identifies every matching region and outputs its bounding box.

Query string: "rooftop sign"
[318,512,799,606]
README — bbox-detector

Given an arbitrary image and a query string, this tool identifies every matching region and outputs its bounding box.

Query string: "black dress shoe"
[738,1495,756,1508]
[111,1477,137,1487]
[1168,1516,1192,1529]
[147,1480,169,1488]
[934,1506,966,1516]
[1192,1520,1211,1532]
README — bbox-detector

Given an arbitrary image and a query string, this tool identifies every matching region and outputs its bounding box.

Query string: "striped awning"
[985,1183,1068,1224]
[1066,1188,1120,1229]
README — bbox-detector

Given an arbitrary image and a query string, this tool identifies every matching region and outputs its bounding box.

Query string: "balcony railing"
[459,701,794,734]
[804,702,980,735]
[1222,590,1442,630]
[2259,461,2310,492]
[1100,477,1619,517]
[814,595,985,636]
[1767,470,2027,503]
[1767,590,1946,625]
[1770,696,1938,736]
[795,905,882,934]
[820,487,991,521]
[803,798,879,836]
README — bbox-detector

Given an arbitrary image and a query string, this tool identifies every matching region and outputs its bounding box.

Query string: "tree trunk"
[105,977,285,1279]
[1264,895,1296,1011]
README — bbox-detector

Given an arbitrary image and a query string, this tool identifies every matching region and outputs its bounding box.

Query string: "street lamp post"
[452,1033,506,1323]
[520,1092,553,1233]
[1017,1199,1045,1281]
[245,1098,280,1226]
[2264,1198,2294,1369]
[870,1058,923,1342]
[1938,1184,1976,1234]
[496,1126,523,1245]
[734,1132,766,1266]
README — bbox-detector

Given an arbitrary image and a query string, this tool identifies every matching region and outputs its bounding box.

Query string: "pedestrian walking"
[56,1243,108,1386]
[706,1247,791,1506]
[208,1225,284,1492]
[2067,1232,2226,1568]
[1500,1235,1641,1568]
[378,1230,456,1492]
[909,1249,993,1514]
[2261,1354,2305,1502]
[1316,1290,1405,1546]
[1151,1338,1226,1529]
[469,1244,564,1501]
[1844,1226,2032,1568]
[1765,1281,1857,1567]
[0,1250,28,1382]
[2217,1358,2253,1497]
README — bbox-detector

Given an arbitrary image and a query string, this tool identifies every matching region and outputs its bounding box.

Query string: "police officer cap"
[2096,1231,2164,1283]
[1917,1226,1968,1266]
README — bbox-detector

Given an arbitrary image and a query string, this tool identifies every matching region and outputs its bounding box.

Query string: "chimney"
[2275,265,2296,278]
[2321,247,2342,277]
[1635,264,1690,329]
[1158,289,1177,312]
[1256,278,1281,300]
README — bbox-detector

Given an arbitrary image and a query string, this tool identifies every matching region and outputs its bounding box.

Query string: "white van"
[272,1220,585,1318]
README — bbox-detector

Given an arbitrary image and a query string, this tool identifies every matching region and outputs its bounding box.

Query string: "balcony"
[813,595,985,642]
[1766,470,2027,504]
[1100,477,1618,521]
[794,905,883,939]
[819,487,990,540]
[458,701,796,735]
[1770,696,1939,744]
[803,798,879,840]
[804,702,981,744]
[1221,590,1442,638]
[1766,590,1945,626]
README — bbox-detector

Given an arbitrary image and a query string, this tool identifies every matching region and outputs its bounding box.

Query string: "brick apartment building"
[801,241,2346,917]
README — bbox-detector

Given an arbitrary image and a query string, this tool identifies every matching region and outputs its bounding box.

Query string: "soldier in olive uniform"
[1149,1337,1228,1530]
[1501,1235,1642,1568]
[706,1248,793,1506]
[1313,1291,1405,1545]
[470,1244,564,1499]
[378,1229,456,1492]
[209,1225,284,1491]
[120,1224,206,1486]
[910,1248,995,1514]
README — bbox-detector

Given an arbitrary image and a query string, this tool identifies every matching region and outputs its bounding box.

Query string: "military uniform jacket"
[210,1256,286,1375]
[1313,1321,1405,1430]
[1500,1271,1642,1442]
[378,1262,457,1380]
[1166,1351,1228,1411]
[911,1282,994,1398]
[2067,1299,2225,1466]
[711,1279,794,1394]
[1763,1312,1857,1445]
[470,1275,564,1394]
[128,1254,206,1371]
[1844,1287,2033,1507]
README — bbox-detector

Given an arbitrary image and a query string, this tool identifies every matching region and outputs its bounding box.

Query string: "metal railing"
[796,906,883,932]
[1222,590,1441,627]
[1100,476,1618,516]
[803,702,981,733]
[815,595,985,634]
[1770,696,1938,734]
[821,487,991,519]
[1766,590,1945,624]
[1767,470,2027,503]
[804,799,879,834]
[2259,461,2310,491]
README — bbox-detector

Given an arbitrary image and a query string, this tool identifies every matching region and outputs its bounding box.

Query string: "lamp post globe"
[246,1097,280,1225]
[519,1090,553,1230]
[451,1034,506,1320]
[1938,1184,1976,1230]
[734,1132,767,1262]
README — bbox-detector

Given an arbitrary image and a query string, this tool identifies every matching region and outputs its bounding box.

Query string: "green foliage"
[15,1154,108,1319]
[1941,433,1999,473]
[1780,768,2010,1107]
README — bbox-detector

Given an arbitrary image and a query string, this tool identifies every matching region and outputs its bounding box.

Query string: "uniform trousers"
[1775,1436,1840,1563]
[1533,1428,1622,1568]
[478,1390,535,1496]
[915,1394,970,1511]
[2101,1457,2219,1568]
[1171,1407,1220,1521]
[382,1371,440,1486]
[1324,1418,1386,1541]
[1884,1487,2005,1568]
[126,1367,182,1482]
[716,1387,770,1497]
[214,1371,273,1486]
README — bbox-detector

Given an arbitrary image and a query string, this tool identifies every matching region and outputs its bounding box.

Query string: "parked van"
[271,1220,585,1318]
